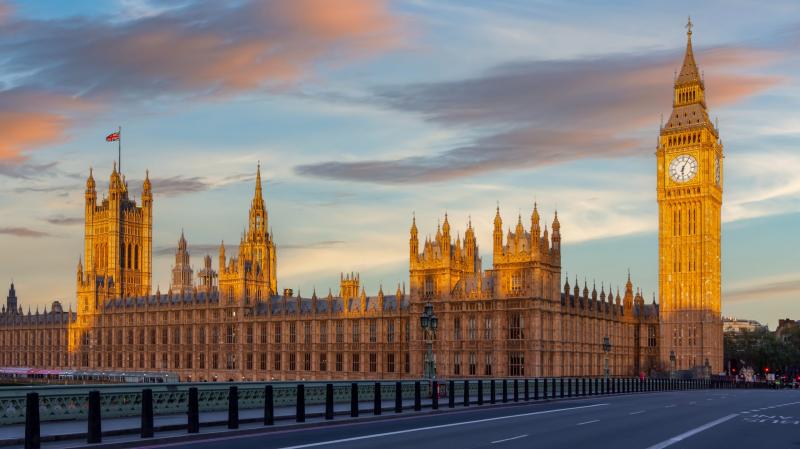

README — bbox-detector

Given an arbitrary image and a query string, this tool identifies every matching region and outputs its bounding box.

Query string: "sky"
[0,0,797,329]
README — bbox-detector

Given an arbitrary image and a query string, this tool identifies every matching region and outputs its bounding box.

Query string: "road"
[131,389,800,449]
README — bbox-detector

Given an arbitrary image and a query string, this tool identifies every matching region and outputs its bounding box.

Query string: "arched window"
[120,244,126,268]
[134,245,139,270]
[127,243,132,269]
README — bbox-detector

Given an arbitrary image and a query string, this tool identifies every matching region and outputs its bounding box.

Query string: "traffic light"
[765,367,770,373]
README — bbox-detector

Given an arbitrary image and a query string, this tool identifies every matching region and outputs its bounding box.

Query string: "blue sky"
[0,0,797,328]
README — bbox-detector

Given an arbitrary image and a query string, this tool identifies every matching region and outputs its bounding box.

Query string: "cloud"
[725,279,800,303]
[44,215,83,226]
[0,0,401,100]
[297,45,784,184]
[0,227,50,238]
[0,0,402,163]
[126,173,255,197]
[0,161,58,179]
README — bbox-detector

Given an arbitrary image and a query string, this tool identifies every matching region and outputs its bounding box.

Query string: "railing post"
[478,380,484,405]
[264,385,274,425]
[449,380,455,408]
[24,392,40,449]
[351,383,359,417]
[141,388,153,438]
[542,378,547,399]
[524,379,529,401]
[432,380,439,410]
[374,382,382,415]
[513,379,519,402]
[560,378,564,398]
[567,378,572,398]
[87,390,102,444]
[502,379,508,403]
[326,383,334,420]
[463,380,470,407]
[395,382,403,413]
[228,386,239,430]
[296,384,305,423]
[490,379,496,404]
[414,381,422,411]
[188,387,200,433]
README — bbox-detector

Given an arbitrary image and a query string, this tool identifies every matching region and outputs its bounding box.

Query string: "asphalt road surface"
[131,389,800,449]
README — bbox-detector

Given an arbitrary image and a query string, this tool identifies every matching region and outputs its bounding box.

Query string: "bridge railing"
[14,377,772,449]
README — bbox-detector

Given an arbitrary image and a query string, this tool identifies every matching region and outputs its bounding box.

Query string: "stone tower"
[6,282,17,314]
[657,19,723,374]
[170,230,194,294]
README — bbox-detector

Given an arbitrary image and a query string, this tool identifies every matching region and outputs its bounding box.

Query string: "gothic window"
[387,353,395,373]
[453,317,462,340]
[134,245,139,269]
[319,321,327,344]
[405,353,410,373]
[484,316,493,340]
[304,322,311,344]
[336,353,343,372]
[509,352,524,376]
[509,313,523,340]
[335,322,344,343]
[319,353,327,371]
[120,244,125,268]
[424,276,435,298]
[352,353,360,372]
[484,353,493,376]
[226,353,236,370]
[369,320,377,343]
[511,272,523,296]
[469,352,477,376]
[226,325,236,344]
[304,353,311,371]
[273,353,281,371]
[387,322,395,343]
[274,322,282,344]
[352,321,360,343]
[246,324,253,344]
[127,243,132,269]
[200,353,206,369]
[453,353,461,375]
[369,353,377,372]
[289,353,296,371]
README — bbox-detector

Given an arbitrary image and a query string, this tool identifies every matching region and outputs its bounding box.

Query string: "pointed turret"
[664,17,711,131]
[493,204,503,255]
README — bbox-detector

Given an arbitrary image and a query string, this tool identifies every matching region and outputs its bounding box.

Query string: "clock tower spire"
[657,19,723,375]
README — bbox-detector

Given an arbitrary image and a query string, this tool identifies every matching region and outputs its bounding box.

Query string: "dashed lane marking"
[577,419,600,426]
[645,414,738,449]
[629,411,645,415]
[490,434,528,444]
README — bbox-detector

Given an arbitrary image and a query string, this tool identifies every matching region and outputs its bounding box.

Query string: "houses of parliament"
[0,24,723,381]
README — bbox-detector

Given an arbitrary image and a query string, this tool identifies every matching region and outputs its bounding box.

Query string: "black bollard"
[414,381,421,411]
[534,378,540,400]
[395,382,403,413]
[326,384,334,420]
[141,389,154,438]
[374,382,382,415]
[228,386,239,430]
[567,379,572,398]
[542,378,548,399]
[432,381,439,410]
[264,385,274,425]
[449,380,455,408]
[25,392,40,449]
[524,379,529,401]
[560,378,564,398]
[296,384,305,423]
[490,379,496,404]
[514,379,519,402]
[351,383,359,417]
[187,387,200,433]
[463,380,470,407]
[502,379,508,403]
[478,380,484,405]
[87,390,102,444]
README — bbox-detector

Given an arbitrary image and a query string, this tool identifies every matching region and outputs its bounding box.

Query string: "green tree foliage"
[724,328,800,376]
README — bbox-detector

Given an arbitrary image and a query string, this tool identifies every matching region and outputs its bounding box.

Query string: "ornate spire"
[676,16,700,86]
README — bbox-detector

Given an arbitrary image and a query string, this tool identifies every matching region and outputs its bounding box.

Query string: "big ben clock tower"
[657,19,723,374]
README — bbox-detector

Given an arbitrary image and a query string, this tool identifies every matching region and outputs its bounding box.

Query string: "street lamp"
[669,350,676,379]
[602,336,611,382]
[420,302,438,381]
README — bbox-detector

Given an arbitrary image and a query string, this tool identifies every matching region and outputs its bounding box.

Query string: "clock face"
[669,154,698,183]
[715,156,720,185]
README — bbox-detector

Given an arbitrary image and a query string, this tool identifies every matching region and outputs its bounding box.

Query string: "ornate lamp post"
[420,302,438,381]
[670,350,676,379]
[603,336,611,382]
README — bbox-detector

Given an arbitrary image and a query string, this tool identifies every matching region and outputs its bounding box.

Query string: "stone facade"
[0,24,723,381]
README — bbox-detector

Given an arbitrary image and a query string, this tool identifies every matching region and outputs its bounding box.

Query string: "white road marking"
[629,410,645,415]
[273,403,609,449]
[577,419,600,426]
[644,414,738,449]
[688,401,696,405]
[490,434,528,444]
[664,404,676,408]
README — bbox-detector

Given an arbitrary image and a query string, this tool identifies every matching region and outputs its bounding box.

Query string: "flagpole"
[118,125,122,174]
